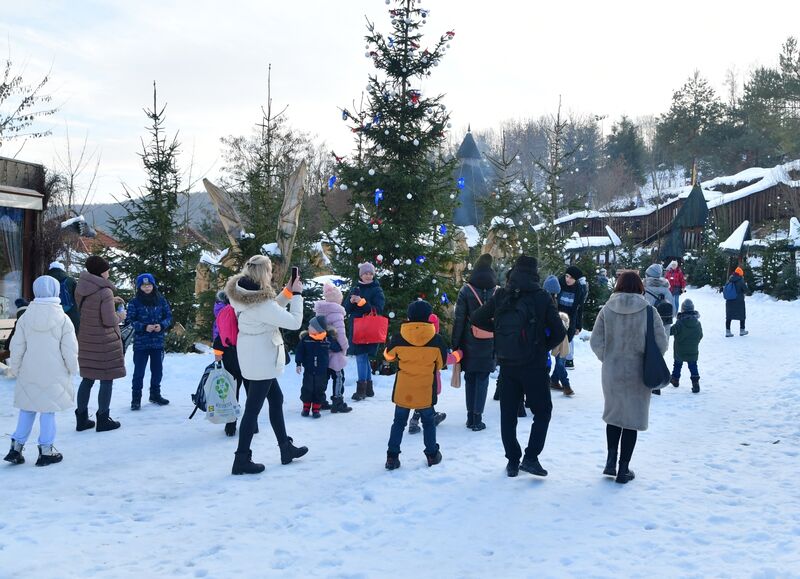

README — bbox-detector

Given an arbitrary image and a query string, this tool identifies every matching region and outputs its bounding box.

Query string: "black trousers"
[236,379,288,455]
[499,363,552,463]
[300,372,328,404]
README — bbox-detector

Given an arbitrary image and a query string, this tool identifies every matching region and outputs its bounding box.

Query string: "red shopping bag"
[352,309,389,344]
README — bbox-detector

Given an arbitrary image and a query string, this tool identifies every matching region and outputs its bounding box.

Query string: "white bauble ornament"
[346,248,352,254]
[365,52,371,58]
[450,193,455,199]
[359,246,364,251]
[407,193,413,199]
[388,312,395,319]
[377,254,383,261]
[405,259,412,265]
[431,279,437,284]
[372,224,379,230]
[369,169,375,176]
[413,139,419,146]
[384,130,390,135]
[393,259,400,265]
[340,184,348,191]
[432,210,439,216]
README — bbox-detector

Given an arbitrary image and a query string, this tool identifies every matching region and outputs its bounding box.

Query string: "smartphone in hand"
[290,266,300,285]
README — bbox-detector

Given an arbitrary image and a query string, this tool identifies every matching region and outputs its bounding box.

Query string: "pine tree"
[605,116,646,185]
[327,0,460,324]
[110,83,200,332]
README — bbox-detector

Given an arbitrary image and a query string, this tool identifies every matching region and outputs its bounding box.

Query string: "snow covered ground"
[1,286,799,578]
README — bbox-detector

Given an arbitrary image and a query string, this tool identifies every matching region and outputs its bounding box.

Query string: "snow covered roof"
[719,221,751,253]
[262,243,282,257]
[563,226,621,253]
[200,248,229,267]
[458,225,481,248]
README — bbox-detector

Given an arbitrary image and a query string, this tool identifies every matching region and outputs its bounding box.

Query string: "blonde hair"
[242,255,276,299]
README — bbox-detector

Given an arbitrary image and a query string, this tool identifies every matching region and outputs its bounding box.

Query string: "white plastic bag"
[204,362,241,424]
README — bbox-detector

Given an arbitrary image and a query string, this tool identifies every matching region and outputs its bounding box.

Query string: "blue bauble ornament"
[415,255,426,264]
[457,177,465,189]
[327,175,337,189]
[440,292,449,304]
[374,188,384,206]
[438,224,447,235]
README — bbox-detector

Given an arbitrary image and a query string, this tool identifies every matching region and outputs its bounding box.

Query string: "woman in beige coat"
[4,276,79,467]
[590,271,668,484]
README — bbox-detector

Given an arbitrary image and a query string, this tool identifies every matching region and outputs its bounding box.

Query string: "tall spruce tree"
[327,0,460,325]
[110,83,200,330]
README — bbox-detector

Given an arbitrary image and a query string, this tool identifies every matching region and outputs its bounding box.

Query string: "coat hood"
[22,301,67,333]
[468,266,497,290]
[400,321,436,346]
[225,274,275,305]
[644,276,670,290]
[75,270,116,299]
[506,267,540,293]
[605,292,649,315]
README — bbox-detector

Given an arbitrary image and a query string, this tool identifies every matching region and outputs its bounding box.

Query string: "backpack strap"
[645,289,661,302]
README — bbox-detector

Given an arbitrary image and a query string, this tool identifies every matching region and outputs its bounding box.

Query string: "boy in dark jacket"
[670,299,703,393]
[295,315,342,418]
[125,273,173,409]
[557,266,585,369]
[383,300,448,470]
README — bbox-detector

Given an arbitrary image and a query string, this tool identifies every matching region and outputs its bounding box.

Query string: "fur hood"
[604,292,649,315]
[299,327,338,340]
[225,273,275,305]
[677,310,700,321]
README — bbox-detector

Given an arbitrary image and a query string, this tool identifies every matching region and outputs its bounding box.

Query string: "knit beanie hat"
[85,255,110,276]
[323,282,343,304]
[543,274,561,295]
[473,253,493,271]
[428,313,440,333]
[308,315,328,337]
[49,261,66,271]
[565,265,583,280]
[645,263,663,278]
[216,290,228,304]
[136,273,156,288]
[514,255,538,276]
[33,275,60,299]
[735,266,744,277]
[14,298,29,309]
[407,299,433,322]
[668,260,678,271]
[599,268,607,276]
[358,262,376,277]
[681,299,695,313]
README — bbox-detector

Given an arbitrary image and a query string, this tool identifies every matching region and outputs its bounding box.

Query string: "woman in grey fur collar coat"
[590,271,668,484]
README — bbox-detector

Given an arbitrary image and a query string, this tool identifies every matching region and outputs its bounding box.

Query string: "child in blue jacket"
[295,315,342,418]
[125,273,172,410]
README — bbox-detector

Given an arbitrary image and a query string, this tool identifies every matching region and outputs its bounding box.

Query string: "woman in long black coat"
[451,254,497,431]
[725,266,748,337]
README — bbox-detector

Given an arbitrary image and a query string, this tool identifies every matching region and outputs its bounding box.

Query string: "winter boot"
[330,397,353,413]
[131,390,142,411]
[739,329,749,336]
[365,380,375,398]
[550,379,562,391]
[231,450,265,475]
[95,410,121,432]
[149,388,170,406]
[434,412,447,426]
[615,462,635,484]
[691,376,700,393]
[603,452,617,477]
[301,403,311,417]
[312,404,322,419]
[425,445,442,467]
[506,460,520,477]
[493,385,501,401]
[319,399,332,411]
[564,359,574,369]
[670,376,680,388]
[224,421,237,437]
[562,384,575,396]
[352,381,367,401]
[279,437,308,465]
[466,412,475,429]
[408,414,421,434]
[471,414,486,432]
[725,330,734,337]
[3,439,24,465]
[385,451,401,470]
[35,444,63,467]
[75,409,95,432]
[519,455,548,477]
[651,389,661,395]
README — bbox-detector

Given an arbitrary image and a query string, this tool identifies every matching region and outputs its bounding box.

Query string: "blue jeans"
[672,358,699,379]
[12,410,56,445]
[550,356,569,386]
[132,348,164,392]
[566,339,574,361]
[355,353,371,382]
[672,293,680,315]
[388,405,437,455]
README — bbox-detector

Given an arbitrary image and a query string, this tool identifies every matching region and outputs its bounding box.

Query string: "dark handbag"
[643,306,671,389]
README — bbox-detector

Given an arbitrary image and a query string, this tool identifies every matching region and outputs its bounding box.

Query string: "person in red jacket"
[665,260,687,315]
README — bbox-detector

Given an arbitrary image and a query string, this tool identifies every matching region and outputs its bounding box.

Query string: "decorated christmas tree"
[326,0,461,325]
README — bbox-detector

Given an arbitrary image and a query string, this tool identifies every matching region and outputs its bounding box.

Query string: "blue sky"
[2,0,799,202]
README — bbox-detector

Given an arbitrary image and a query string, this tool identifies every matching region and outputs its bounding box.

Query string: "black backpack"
[646,290,674,326]
[493,292,540,364]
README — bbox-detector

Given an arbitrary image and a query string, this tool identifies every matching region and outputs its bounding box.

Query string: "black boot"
[330,397,352,413]
[352,381,367,401]
[3,439,24,464]
[506,460,519,477]
[131,390,142,411]
[615,462,636,484]
[279,437,308,465]
[519,455,548,476]
[95,410,121,432]
[149,388,170,406]
[603,452,617,476]
[466,412,474,429]
[434,412,447,426]
[471,413,486,431]
[408,414,421,434]
[231,450,265,475]
[493,385,501,401]
[691,376,700,393]
[425,445,442,467]
[320,399,332,411]
[224,421,237,437]
[366,380,375,397]
[75,409,95,432]
[651,389,661,396]
[35,444,63,467]
[385,451,401,470]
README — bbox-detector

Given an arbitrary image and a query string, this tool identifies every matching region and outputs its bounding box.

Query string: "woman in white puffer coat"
[4,276,79,467]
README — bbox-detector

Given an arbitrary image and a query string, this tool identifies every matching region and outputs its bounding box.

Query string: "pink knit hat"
[322,282,343,304]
